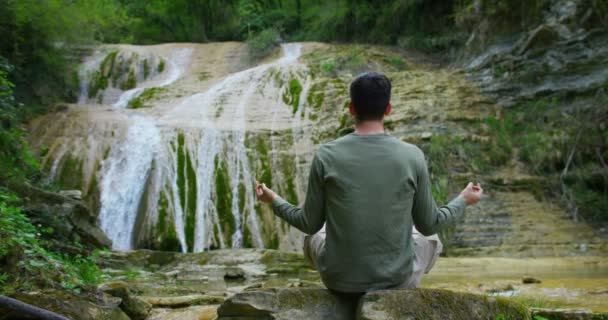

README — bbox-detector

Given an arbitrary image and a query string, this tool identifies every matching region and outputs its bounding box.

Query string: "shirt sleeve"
[411,151,467,236]
[271,153,325,235]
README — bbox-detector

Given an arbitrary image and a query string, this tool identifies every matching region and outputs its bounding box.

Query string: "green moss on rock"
[121,69,137,90]
[214,156,235,247]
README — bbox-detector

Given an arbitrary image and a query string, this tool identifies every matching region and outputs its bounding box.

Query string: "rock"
[58,190,82,200]
[99,281,130,299]
[140,295,225,308]
[15,183,111,249]
[358,289,530,320]
[531,308,608,320]
[121,296,152,320]
[4,290,129,320]
[522,276,542,284]
[99,281,152,320]
[217,288,361,320]
[515,24,561,55]
[146,305,218,320]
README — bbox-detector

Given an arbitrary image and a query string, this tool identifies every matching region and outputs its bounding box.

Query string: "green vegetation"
[0,190,102,294]
[283,77,303,114]
[157,59,165,73]
[127,87,167,109]
[247,28,281,60]
[176,133,198,252]
[214,156,236,247]
[256,137,273,188]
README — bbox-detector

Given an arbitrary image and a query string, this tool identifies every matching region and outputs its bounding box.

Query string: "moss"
[121,69,137,90]
[87,71,108,99]
[282,78,303,114]
[185,152,197,252]
[269,232,280,249]
[214,156,235,247]
[256,137,273,188]
[175,133,197,251]
[143,59,150,80]
[111,58,124,87]
[157,59,165,73]
[127,87,166,109]
[100,51,118,77]
[198,71,211,81]
[57,155,83,190]
[285,176,299,206]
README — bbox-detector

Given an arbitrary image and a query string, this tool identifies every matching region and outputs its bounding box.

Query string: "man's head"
[349,72,392,122]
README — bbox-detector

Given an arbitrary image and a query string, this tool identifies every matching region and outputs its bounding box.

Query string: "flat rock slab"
[531,308,608,320]
[358,289,529,320]
[217,288,361,320]
[147,305,218,320]
[140,294,225,308]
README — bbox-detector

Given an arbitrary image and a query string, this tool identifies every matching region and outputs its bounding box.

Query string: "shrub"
[247,28,281,60]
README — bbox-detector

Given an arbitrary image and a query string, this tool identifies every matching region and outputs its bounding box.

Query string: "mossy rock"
[531,308,608,320]
[6,290,129,320]
[217,288,360,320]
[358,289,530,320]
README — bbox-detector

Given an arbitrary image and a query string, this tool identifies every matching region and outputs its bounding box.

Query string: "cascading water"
[99,117,161,250]
[47,43,311,252]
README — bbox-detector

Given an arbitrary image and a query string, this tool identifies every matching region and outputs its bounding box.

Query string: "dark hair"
[349,72,391,121]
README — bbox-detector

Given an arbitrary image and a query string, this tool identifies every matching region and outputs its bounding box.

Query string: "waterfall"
[46,43,307,252]
[99,117,161,250]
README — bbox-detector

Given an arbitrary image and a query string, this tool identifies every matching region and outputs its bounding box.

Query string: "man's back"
[315,133,423,292]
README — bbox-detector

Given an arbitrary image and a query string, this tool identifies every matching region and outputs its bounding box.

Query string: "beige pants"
[303,225,443,289]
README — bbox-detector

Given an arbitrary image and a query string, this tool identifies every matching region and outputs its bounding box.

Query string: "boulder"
[2,290,129,320]
[357,289,530,320]
[217,288,361,320]
[15,183,111,249]
[99,281,152,320]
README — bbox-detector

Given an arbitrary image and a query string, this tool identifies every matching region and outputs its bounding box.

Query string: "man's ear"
[384,103,392,116]
[349,102,356,117]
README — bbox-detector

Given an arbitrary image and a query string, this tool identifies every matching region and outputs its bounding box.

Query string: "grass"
[127,87,167,109]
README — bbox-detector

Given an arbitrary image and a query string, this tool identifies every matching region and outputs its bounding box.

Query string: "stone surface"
[357,289,530,320]
[217,288,361,320]
[465,0,608,107]
[531,308,608,320]
[140,294,225,308]
[99,280,152,319]
[4,290,129,320]
[15,183,111,249]
[58,189,82,200]
[147,305,218,320]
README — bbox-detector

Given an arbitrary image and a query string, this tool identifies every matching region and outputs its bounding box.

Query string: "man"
[255,72,482,293]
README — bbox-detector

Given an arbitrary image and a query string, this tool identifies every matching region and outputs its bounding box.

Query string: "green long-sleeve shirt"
[272,133,467,293]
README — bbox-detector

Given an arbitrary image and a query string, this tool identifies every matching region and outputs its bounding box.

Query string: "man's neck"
[353,120,385,135]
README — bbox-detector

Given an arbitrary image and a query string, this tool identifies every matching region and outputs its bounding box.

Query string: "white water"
[54,43,307,252]
[113,48,193,109]
[99,117,161,250]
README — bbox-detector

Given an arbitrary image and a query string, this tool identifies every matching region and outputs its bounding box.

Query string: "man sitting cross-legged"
[255,72,482,293]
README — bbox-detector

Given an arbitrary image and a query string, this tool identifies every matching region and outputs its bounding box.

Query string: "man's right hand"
[461,182,483,205]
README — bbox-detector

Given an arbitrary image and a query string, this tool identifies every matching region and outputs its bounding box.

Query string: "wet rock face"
[217,288,530,320]
[465,0,608,106]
